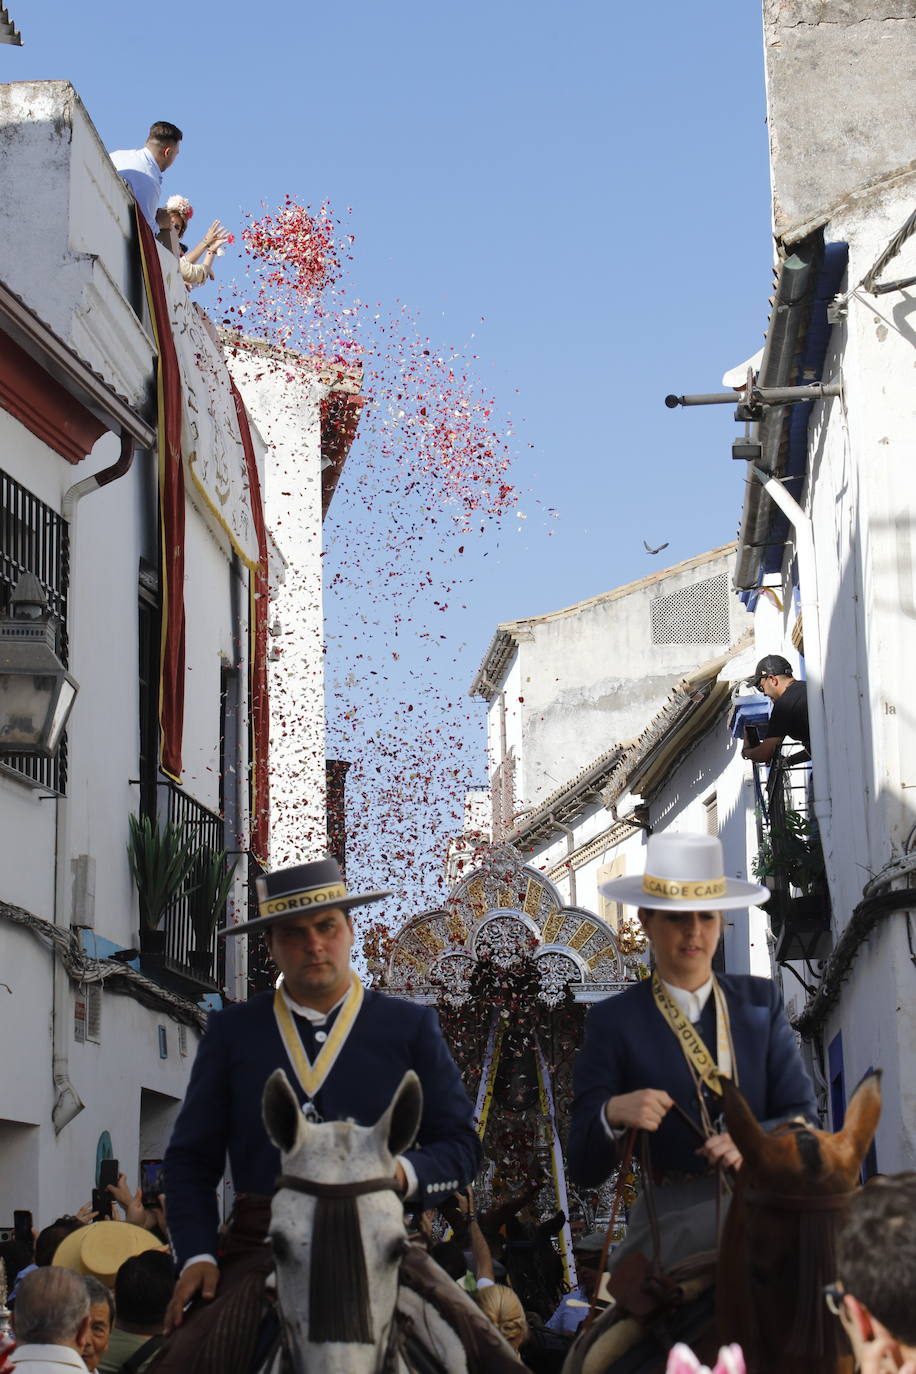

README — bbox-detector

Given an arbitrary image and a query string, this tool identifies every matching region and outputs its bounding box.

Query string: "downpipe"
[52,431,136,1133]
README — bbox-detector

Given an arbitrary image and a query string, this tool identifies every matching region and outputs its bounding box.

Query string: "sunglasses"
[823,1282,846,1317]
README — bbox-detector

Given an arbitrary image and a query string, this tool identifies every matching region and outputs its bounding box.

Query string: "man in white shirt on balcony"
[9,1268,91,1374]
[110,122,182,234]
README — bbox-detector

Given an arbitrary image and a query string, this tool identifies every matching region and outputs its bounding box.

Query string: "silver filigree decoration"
[432,953,476,1008]
[475,915,537,968]
[535,951,581,1008]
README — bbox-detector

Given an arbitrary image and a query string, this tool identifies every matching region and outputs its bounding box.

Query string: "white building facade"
[710,5,916,1169]
[0,82,352,1224]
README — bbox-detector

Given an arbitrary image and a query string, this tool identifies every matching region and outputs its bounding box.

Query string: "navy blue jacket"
[164,987,481,1266]
[567,973,817,1188]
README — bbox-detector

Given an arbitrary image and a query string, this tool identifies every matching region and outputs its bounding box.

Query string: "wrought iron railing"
[0,467,70,792]
[761,755,830,962]
[162,779,226,987]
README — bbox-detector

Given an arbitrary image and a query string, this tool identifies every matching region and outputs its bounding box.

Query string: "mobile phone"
[92,1187,112,1220]
[140,1159,164,1208]
[13,1210,32,1243]
[98,1158,120,1192]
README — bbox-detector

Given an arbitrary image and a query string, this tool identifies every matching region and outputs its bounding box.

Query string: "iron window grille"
[0,467,70,792]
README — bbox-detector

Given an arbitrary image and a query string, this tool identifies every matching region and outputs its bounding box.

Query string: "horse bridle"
[276,1173,403,1200]
[273,1172,409,1374]
[742,1121,857,1213]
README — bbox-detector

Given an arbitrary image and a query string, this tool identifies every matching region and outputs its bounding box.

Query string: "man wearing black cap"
[741,654,810,764]
[161,857,481,1345]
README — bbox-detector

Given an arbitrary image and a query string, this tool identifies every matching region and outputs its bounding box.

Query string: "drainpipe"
[51,431,136,1133]
[749,465,831,832]
[553,819,577,907]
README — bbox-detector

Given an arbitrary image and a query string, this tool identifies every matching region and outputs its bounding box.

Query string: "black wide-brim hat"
[218,857,391,937]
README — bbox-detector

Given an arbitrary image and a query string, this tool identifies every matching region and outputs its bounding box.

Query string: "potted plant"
[127,812,199,953]
[187,847,238,978]
[752,807,826,897]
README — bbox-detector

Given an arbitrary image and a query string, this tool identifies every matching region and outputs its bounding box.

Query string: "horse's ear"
[836,1069,881,1164]
[376,1070,423,1157]
[720,1075,769,1170]
[263,1068,308,1156]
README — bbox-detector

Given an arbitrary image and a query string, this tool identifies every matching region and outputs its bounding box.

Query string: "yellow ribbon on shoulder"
[273,969,364,1102]
[650,971,736,1096]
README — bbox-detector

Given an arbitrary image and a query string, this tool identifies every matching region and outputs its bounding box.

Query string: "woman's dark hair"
[837,1172,916,1346]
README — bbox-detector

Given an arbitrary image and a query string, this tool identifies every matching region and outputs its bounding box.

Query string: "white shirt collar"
[280,980,351,1025]
[10,1347,89,1370]
[661,975,714,1024]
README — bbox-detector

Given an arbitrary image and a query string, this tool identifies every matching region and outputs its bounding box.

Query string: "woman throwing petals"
[166,195,231,288]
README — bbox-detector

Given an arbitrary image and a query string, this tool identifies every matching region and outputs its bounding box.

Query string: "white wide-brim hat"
[599,833,769,912]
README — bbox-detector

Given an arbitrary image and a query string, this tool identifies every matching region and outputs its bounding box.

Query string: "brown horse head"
[718,1071,881,1374]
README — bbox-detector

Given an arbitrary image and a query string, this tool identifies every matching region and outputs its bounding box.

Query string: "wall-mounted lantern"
[0,573,78,756]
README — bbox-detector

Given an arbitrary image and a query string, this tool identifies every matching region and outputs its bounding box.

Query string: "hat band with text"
[642,873,727,901]
[260,884,348,917]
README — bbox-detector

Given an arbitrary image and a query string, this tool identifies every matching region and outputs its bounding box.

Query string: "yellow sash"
[651,972,737,1096]
[273,969,364,1101]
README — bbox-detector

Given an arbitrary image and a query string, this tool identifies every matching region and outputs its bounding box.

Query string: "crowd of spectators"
[3,1163,915,1372]
[0,1176,174,1374]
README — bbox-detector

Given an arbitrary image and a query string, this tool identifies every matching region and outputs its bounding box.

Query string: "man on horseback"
[158,857,482,1371]
[568,833,818,1274]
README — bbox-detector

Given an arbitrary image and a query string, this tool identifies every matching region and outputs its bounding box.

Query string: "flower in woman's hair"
[665,1345,745,1374]
[166,194,194,221]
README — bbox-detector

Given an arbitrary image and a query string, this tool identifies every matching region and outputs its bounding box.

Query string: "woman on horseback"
[568,832,817,1273]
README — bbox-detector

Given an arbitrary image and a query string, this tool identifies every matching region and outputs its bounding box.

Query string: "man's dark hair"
[35,1216,83,1267]
[113,1251,175,1329]
[837,1172,916,1345]
[147,122,183,147]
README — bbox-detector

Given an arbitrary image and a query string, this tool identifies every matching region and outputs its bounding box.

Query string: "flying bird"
[643,539,669,555]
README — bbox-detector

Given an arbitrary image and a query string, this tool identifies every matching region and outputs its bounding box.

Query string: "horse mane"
[784,1208,844,1360]
[309,1194,373,1344]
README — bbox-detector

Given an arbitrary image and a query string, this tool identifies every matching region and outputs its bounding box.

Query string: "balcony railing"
[761,755,831,964]
[153,780,227,990]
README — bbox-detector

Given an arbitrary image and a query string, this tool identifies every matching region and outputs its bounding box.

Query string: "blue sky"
[4,2,777,907]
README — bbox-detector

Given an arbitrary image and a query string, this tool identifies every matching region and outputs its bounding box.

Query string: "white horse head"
[262,1067,422,1374]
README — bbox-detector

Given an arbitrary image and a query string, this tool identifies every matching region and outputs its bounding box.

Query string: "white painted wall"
[483,548,751,812]
[784,177,916,1169]
[0,81,266,1224]
[226,343,328,865]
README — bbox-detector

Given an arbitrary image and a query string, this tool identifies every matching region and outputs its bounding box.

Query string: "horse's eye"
[387,1236,409,1265]
[270,1230,292,1262]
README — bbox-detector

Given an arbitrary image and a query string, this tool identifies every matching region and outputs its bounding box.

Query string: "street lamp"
[0,573,78,756]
